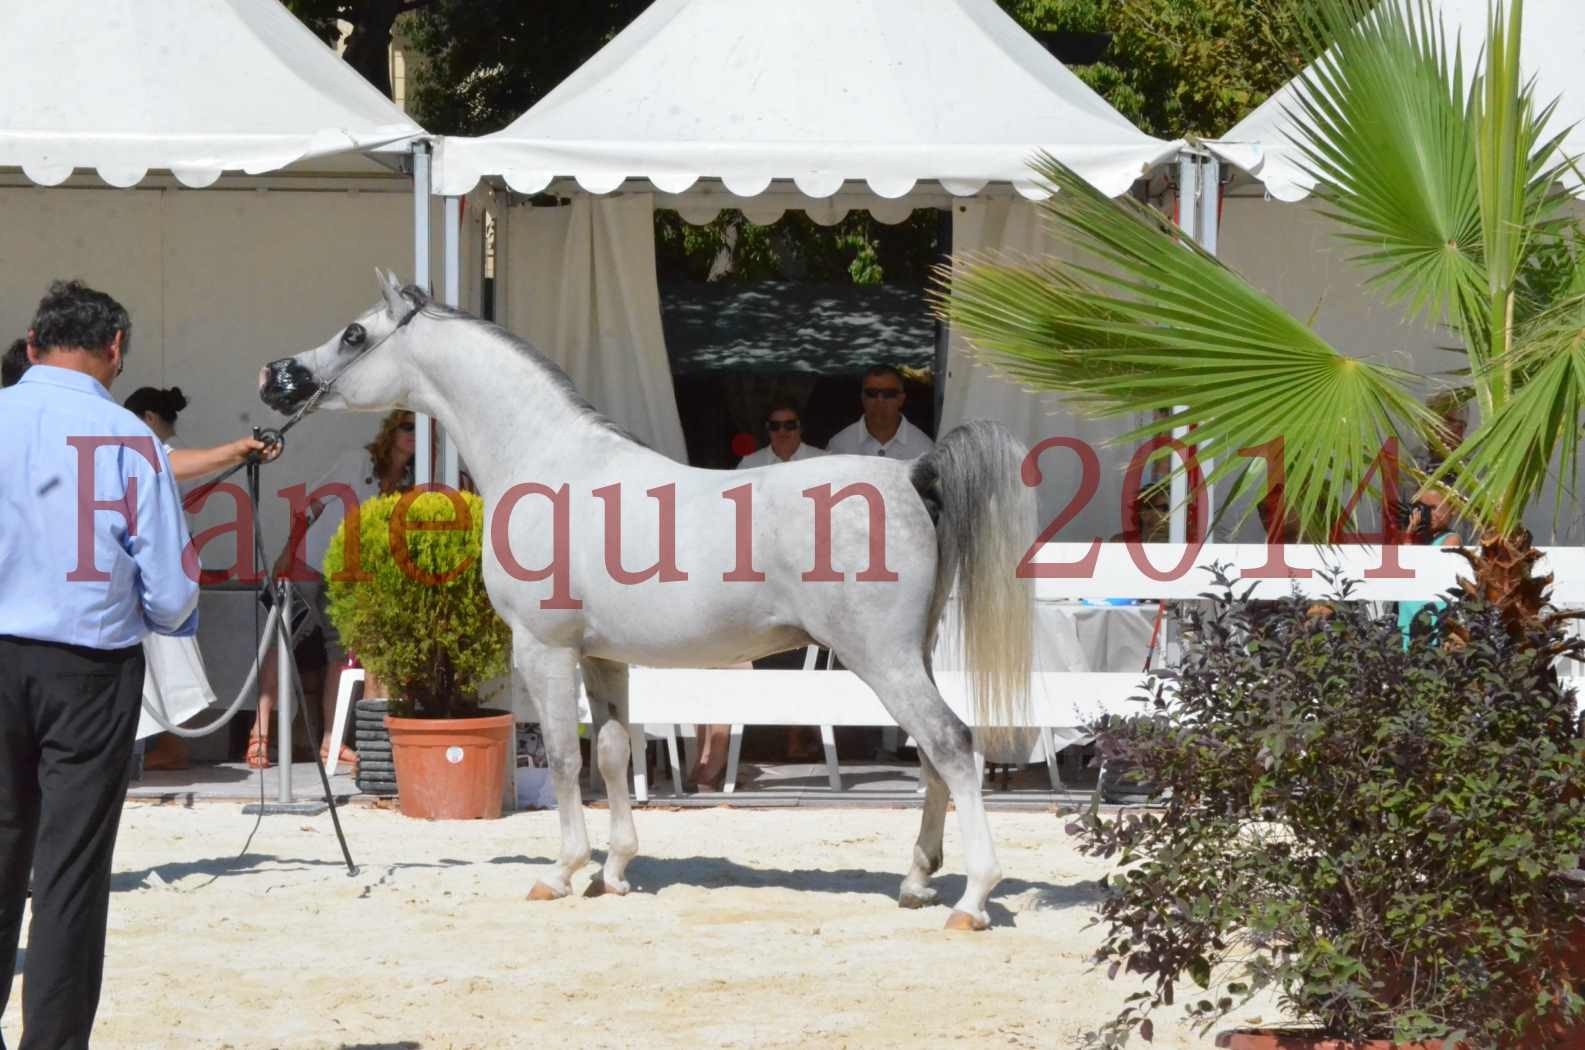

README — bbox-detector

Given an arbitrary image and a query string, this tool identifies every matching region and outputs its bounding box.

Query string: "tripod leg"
[276,607,294,804]
[279,605,358,877]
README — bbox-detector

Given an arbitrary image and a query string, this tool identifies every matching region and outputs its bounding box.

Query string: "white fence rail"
[612,543,1585,801]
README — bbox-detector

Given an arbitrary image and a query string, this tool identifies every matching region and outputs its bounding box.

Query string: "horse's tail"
[911,420,1034,734]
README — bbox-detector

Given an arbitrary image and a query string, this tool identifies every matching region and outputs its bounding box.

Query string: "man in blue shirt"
[0,280,198,1050]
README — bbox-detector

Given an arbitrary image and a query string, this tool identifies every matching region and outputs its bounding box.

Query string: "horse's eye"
[343,323,367,347]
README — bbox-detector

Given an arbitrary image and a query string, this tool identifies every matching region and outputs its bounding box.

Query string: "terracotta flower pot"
[386,709,513,820]
[1216,1033,1448,1050]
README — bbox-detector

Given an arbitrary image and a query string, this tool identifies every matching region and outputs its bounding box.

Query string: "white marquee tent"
[0,0,436,770]
[433,0,1184,539]
[0,0,421,187]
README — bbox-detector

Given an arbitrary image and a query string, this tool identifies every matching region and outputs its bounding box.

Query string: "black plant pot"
[353,698,397,797]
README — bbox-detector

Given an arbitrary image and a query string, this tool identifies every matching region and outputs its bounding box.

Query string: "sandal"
[245,730,270,770]
[322,743,359,774]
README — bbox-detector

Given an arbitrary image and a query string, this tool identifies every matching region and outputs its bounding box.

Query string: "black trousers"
[0,635,144,1050]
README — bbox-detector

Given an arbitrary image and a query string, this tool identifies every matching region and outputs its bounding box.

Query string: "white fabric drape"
[502,192,688,463]
[943,198,1138,544]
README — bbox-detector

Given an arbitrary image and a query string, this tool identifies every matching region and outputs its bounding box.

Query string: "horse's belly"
[585,625,814,669]
[568,582,807,665]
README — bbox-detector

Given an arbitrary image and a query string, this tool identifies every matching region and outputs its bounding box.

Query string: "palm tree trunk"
[1455,528,1550,637]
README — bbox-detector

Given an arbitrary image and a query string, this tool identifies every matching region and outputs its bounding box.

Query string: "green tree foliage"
[1004,0,1309,137]
[284,0,433,99]
[402,1,650,136]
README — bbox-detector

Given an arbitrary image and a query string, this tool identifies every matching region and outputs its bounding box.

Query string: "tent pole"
[934,206,953,435]
[412,141,433,487]
[1196,155,1221,537]
[1169,152,1200,545]
[441,194,462,488]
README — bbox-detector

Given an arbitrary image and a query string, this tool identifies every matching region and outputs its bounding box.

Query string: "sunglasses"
[397,421,416,433]
[863,387,902,400]
[766,419,801,432]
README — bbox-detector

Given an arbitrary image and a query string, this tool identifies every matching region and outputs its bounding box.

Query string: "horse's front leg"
[518,636,591,901]
[582,657,638,896]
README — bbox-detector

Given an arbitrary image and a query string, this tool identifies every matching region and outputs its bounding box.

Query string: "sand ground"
[3,802,1278,1049]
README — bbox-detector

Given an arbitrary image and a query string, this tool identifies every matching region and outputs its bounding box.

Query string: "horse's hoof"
[898,888,938,910]
[527,880,564,902]
[944,909,989,932]
[584,875,630,898]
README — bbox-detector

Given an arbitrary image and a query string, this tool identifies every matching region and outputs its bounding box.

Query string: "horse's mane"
[402,285,647,448]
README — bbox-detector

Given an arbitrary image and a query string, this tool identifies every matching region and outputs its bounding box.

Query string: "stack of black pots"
[353,698,396,796]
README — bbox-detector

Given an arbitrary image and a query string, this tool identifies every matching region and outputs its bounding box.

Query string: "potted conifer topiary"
[1071,568,1585,1049]
[324,489,513,819]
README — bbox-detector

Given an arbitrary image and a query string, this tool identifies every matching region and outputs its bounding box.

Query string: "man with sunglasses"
[737,401,825,468]
[826,364,933,460]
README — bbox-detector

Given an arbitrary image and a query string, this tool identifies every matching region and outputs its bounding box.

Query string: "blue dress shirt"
[0,365,198,649]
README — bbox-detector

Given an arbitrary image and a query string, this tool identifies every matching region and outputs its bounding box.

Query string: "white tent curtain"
[501,192,689,462]
[943,197,1138,544]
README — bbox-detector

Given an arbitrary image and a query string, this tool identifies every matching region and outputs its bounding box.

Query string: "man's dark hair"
[29,280,132,357]
[1,339,28,388]
[862,364,904,386]
[763,398,802,422]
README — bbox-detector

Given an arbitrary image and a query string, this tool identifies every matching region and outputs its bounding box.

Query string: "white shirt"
[737,442,827,468]
[300,448,387,575]
[826,415,934,460]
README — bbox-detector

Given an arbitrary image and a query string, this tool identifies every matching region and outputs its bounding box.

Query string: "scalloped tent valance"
[432,0,1181,203]
[1207,0,1585,202]
[0,0,425,188]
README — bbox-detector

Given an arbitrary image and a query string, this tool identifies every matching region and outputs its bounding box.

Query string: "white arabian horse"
[261,271,1033,930]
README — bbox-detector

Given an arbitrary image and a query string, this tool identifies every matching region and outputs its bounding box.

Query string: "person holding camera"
[1398,489,1462,646]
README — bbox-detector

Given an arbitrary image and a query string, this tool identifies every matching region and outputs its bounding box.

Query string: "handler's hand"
[230,436,281,464]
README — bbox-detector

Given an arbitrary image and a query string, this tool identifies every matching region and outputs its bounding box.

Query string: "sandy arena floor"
[3,802,1279,1049]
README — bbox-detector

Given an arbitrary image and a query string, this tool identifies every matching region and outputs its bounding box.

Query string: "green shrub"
[323,489,510,719]
[1071,568,1585,1048]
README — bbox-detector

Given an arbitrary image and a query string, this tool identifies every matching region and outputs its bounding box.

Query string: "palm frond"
[1286,0,1487,352]
[1445,287,1585,533]
[940,155,1434,540]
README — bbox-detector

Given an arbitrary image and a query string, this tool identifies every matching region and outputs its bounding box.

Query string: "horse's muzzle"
[259,358,319,414]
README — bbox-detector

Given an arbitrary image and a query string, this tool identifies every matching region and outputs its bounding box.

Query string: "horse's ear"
[375,268,407,317]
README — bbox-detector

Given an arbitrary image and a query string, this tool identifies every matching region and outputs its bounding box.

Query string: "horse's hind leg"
[517,636,591,901]
[583,657,639,896]
[899,751,948,910]
[848,662,999,930]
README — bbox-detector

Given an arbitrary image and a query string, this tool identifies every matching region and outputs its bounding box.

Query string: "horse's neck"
[407,317,640,495]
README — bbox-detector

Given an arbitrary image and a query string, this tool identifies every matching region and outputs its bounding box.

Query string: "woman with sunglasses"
[826,364,933,460]
[685,403,828,789]
[737,400,825,467]
[246,410,416,772]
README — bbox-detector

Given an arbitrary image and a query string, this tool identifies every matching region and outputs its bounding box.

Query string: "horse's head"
[259,269,424,416]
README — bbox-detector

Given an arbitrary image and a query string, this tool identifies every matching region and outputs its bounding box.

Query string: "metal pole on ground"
[276,581,295,804]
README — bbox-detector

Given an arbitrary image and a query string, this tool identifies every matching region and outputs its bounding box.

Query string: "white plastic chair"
[325,667,364,777]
